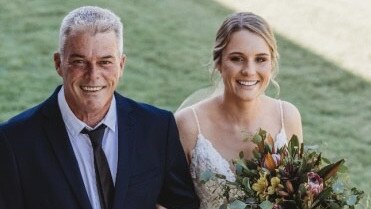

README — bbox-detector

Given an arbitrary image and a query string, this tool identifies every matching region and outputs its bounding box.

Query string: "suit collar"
[41,86,93,209]
[112,92,136,209]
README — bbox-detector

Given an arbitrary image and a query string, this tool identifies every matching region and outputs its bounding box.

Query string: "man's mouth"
[80,86,105,92]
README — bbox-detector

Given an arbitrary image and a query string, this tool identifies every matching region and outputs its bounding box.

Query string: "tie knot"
[81,124,107,148]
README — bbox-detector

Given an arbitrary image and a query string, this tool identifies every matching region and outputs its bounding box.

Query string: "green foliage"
[229,199,247,209]
[259,200,273,209]
[202,130,364,208]
[200,170,215,184]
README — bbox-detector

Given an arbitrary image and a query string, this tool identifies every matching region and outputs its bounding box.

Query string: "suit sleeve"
[0,130,24,209]
[157,114,200,209]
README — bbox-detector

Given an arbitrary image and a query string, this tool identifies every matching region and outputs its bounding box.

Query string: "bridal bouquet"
[200,129,364,209]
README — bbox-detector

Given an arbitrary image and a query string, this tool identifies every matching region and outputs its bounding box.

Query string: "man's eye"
[72,60,85,65]
[100,60,112,65]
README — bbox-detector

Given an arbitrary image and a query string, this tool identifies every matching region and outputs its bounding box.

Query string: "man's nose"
[86,63,100,79]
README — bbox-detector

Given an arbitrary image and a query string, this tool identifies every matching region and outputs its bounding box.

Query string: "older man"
[0,6,199,209]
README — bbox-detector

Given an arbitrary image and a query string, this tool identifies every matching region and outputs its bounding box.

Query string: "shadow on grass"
[274,33,371,196]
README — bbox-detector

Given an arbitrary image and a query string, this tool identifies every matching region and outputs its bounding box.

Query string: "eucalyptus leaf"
[229,199,247,209]
[346,195,357,206]
[235,164,243,175]
[332,180,345,193]
[253,134,262,144]
[200,170,215,183]
[242,177,250,190]
[259,200,273,209]
[235,159,248,170]
[219,203,228,209]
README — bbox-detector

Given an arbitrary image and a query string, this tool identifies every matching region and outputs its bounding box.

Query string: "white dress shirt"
[57,87,118,209]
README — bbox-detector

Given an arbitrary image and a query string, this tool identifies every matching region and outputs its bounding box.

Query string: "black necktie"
[81,124,114,209]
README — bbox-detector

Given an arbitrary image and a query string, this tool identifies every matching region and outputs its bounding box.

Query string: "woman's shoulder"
[174,107,196,131]
[175,98,219,159]
[280,100,301,124]
[263,96,301,119]
[175,98,216,131]
[279,99,303,143]
[174,105,200,158]
[263,96,303,142]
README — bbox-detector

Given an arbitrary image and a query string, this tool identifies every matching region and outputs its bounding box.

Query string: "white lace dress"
[189,102,288,209]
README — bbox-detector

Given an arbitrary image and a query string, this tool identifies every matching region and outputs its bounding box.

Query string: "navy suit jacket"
[0,86,199,209]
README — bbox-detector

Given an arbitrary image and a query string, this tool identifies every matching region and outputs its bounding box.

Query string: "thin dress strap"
[279,100,285,130]
[191,107,202,135]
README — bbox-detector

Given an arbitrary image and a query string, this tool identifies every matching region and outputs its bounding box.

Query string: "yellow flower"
[252,173,268,196]
[267,177,281,195]
[271,177,280,187]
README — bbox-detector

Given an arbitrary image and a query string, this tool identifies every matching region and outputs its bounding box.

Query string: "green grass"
[0,0,370,205]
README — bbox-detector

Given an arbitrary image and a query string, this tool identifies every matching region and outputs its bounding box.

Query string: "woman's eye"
[230,56,244,62]
[256,57,267,63]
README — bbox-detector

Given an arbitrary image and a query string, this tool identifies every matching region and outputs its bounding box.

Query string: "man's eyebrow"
[101,55,115,59]
[69,54,85,58]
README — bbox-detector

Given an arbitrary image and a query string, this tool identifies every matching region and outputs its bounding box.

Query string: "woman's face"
[218,29,272,102]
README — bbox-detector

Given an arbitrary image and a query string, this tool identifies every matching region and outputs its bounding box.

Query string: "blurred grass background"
[0,0,370,206]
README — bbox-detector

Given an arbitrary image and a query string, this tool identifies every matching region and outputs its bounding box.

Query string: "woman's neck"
[217,94,265,129]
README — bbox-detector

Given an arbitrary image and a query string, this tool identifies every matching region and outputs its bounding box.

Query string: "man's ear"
[53,52,63,77]
[119,54,126,77]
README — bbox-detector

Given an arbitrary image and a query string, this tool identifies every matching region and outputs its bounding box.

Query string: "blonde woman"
[175,12,303,209]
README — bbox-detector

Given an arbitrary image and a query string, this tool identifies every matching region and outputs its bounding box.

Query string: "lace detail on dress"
[275,100,288,152]
[190,134,236,209]
[189,107,235,208]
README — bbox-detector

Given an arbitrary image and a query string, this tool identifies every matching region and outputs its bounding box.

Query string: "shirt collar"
[57,86,117,138]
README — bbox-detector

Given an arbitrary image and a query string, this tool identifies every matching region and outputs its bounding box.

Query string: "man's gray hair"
[58,6,124,55]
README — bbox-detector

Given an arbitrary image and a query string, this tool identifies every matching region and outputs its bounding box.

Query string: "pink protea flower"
[306,172,323,196]
[272,204,282,209]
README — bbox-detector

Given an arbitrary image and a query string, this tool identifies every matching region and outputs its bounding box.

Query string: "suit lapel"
[112,94,135,209]
[41,87,92,209]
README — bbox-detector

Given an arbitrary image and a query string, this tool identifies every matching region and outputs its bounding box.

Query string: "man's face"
[54,31,125,120]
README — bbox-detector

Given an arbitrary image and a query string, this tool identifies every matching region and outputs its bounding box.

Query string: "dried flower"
[264,153,277,171]
[272,204,282,209]
[201,129,364,209]
[272,153,281,166]
[306,172,323,196]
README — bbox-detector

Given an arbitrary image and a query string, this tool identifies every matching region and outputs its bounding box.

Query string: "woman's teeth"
[237,80,258,86]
